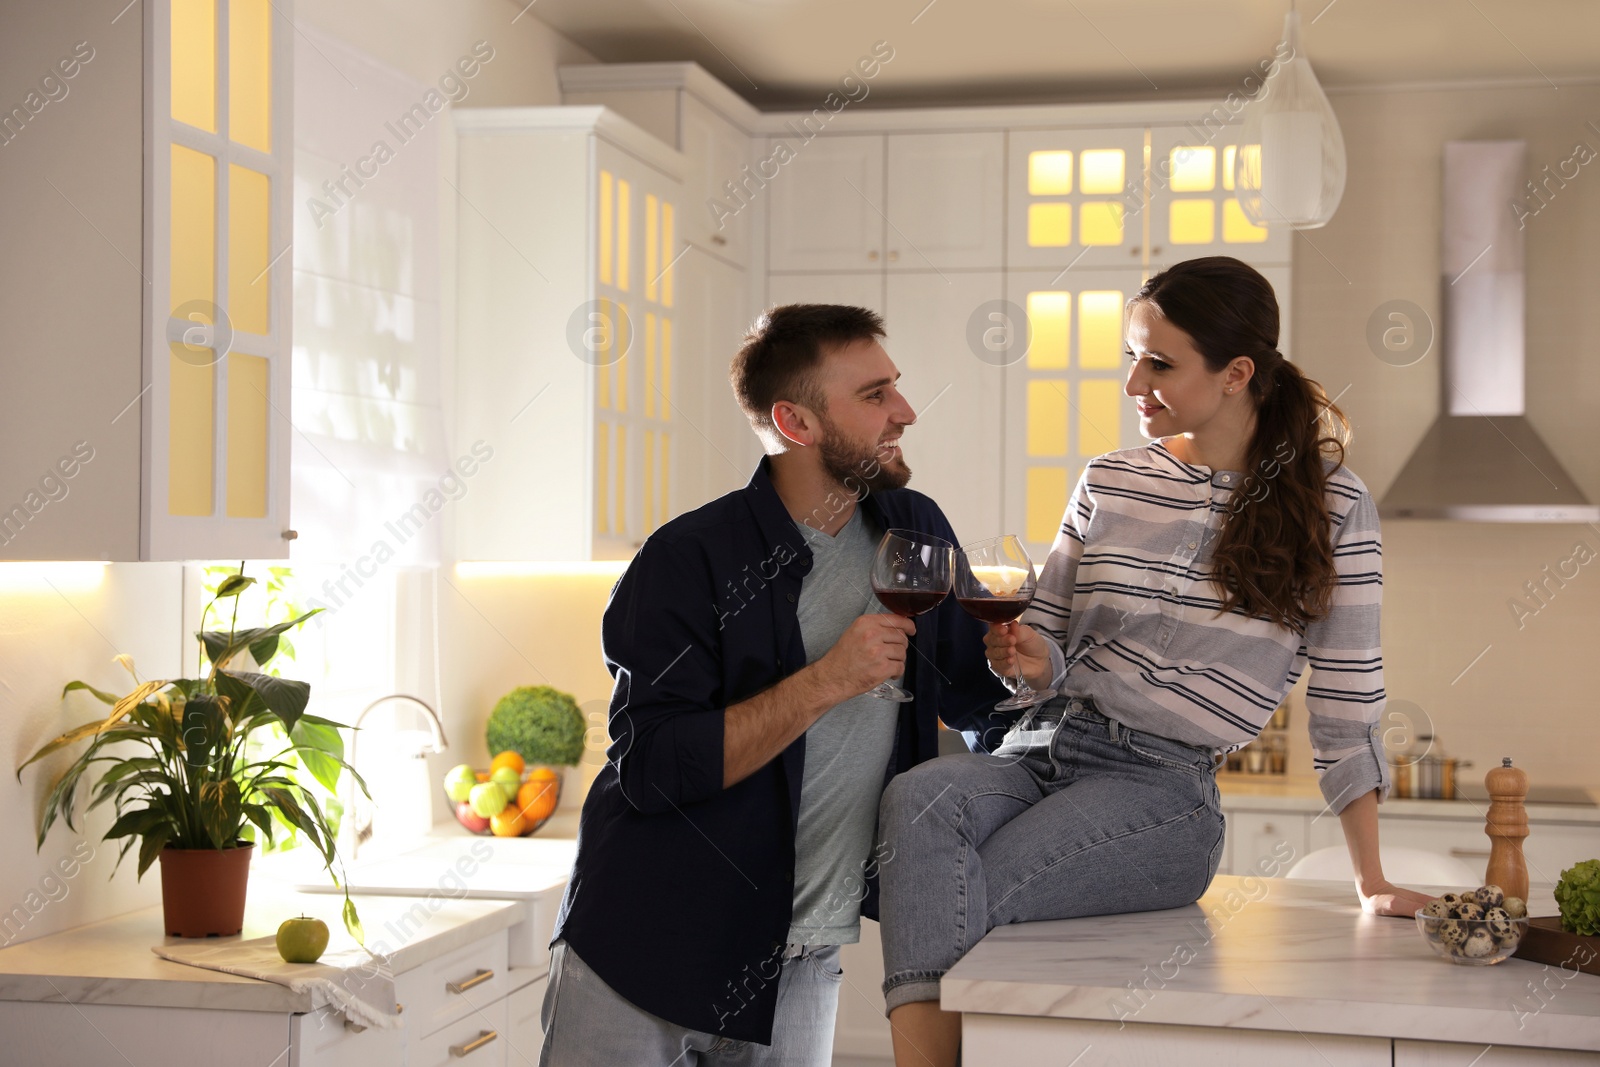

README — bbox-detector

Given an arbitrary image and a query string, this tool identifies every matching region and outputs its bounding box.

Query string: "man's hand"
[817,613,916,698]
[1357,878,1435,917]
[983,621,1052,690]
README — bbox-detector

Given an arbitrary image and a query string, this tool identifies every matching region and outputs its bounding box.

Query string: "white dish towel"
[152,937,403,1030]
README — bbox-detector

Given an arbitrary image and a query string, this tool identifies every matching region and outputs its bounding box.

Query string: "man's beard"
[816,413,911,493]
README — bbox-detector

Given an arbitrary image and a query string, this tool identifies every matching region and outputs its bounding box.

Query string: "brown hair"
[730,304,886,443]
[1131,257,1351,633]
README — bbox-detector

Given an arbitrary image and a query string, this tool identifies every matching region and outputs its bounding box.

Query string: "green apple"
[276,915,330,964]
[469,781,509,818]
[444,764,478,803]
[489,766,521,800]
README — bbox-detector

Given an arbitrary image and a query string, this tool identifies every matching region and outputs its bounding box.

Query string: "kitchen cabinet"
[1001,268,1148,559]
[506,975,549,1066]
[1006,128,1146,273]
[1394,1040,1600,1066]
[885,132,1006,271]
[678,250,764,507]
[1147,125,1292,269]
[885,271,1005,545]
[767,134,886,272]
[767,131,1005,274]
[454,107,684,560]
[766,270,885,314]
[1,0,295,561]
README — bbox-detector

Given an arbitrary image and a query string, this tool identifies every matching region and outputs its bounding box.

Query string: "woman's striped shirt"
[1018,439,1391,814]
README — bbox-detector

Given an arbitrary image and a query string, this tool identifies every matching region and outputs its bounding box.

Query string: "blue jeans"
[877,696,1226,1012]
[539,940,841,1066]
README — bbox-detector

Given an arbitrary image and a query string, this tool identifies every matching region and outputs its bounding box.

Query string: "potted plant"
[16,566,368,940]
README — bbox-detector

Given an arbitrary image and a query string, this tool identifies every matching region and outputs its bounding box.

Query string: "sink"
[290,831,577,901]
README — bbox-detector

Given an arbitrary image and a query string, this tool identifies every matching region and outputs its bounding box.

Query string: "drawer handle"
[711,234,727,246]
[1450,848,1492,859]
[450,1030,498,1057]
[446,968,495,994]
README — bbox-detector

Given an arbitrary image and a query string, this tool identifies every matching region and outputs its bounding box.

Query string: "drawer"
[409,996,508,1067]
[396,930,510,1039]
[505,974,549,1065]
[291,1008,404,1067]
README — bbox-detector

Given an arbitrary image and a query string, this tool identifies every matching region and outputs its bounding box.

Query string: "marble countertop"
[1218,775,1600,822]
[0,880,524,1014]
[942,875,1600,1051]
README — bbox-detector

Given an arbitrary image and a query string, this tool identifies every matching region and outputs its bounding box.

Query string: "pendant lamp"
[1233,6,1347,230]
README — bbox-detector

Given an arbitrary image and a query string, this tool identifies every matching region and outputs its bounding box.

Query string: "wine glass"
[867,529,954,702]
[955,535,1058,711]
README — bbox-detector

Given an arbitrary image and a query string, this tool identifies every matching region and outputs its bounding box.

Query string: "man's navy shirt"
[551,457,1018,1044]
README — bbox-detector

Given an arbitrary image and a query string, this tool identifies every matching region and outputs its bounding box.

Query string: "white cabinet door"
[767,134,885,272]
[1147,125,1292,269]
[1008,128,1146,272]
[1225,811,1308,878]
[682,97,751,266]
[766,271,886,316]
[1001,269,1145,561]
[884,271,1005,546]
[506,975,549,1067]
[886,132,1005,271]
[678,252,761,510]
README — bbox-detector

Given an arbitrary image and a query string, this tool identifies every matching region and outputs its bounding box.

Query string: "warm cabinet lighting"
[0,563,110,592]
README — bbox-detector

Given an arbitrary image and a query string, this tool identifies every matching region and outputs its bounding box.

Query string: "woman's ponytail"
[1132,258,1351,633]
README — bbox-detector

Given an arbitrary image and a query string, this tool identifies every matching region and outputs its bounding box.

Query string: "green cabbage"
[485,685,586,767]
[1554,858,1600,937]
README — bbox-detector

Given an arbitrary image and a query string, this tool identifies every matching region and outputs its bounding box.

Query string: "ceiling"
[524,0,1600,108]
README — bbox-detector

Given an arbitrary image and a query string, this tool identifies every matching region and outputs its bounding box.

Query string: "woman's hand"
[1356,878,1435,917]
[983,621,1053,692]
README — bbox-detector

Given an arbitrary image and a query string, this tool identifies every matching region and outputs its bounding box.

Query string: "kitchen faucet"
[347,694,449,859]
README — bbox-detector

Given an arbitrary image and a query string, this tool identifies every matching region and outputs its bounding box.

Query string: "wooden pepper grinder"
[1483,757,1529,901]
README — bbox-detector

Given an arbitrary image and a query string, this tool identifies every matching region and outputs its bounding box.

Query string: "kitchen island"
[943,875,1600,1065]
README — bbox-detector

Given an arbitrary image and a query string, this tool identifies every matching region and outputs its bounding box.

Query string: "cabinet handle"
[282,529,298,540]
[1261,823,1275,834]
[1450,848,1492,859]
[888,250,899,262]
[450,1030,498,1057]
[711,234,727,246]
[867,250,879,261]
[446,968,495,994]
[1129,245,1141,256]
[1150,246,1163,256]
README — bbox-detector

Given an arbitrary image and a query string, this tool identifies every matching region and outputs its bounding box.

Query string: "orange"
[490,807,528,837]
[475,771,489,782]
[516,774,558,824]
[489,751,525,777]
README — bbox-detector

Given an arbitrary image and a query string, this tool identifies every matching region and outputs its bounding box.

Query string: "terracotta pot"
[157,842,254,937]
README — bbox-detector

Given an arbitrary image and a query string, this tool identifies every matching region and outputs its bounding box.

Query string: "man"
[541,304,1015,1066]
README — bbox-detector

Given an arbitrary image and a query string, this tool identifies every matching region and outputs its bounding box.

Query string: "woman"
[876,256,1431,1066]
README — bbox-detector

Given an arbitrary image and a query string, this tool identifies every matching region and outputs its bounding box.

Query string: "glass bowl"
[443,768,562,837]
[1415,911,1529,965]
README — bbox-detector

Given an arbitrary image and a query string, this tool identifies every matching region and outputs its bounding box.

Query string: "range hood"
[1378,140,1599,523]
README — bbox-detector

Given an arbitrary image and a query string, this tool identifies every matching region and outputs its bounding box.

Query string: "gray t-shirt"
[786,506,900,946]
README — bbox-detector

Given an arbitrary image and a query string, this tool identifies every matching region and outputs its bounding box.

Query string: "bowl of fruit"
[1415,883,1529,965]
[442,750,562,837]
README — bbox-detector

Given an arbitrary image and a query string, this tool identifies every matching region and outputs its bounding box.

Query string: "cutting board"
[1513,916,1600,976]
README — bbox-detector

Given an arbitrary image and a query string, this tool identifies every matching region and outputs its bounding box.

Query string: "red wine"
[873,586,947,617]
[957,595,1031,624]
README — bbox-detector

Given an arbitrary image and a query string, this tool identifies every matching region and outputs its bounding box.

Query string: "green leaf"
[199,779,243,849]
[342,897,364,945]
[290,720,345,794]
[222,672,311,734]
[213,671,262,725]
[104,805,168,842]
[136,828,171,879]
[16,680,167,779]
[62,680,121,705]
[241,803,276,845]
[200,610,322,670]
[180,694,229,772]
[214,574,256,598]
